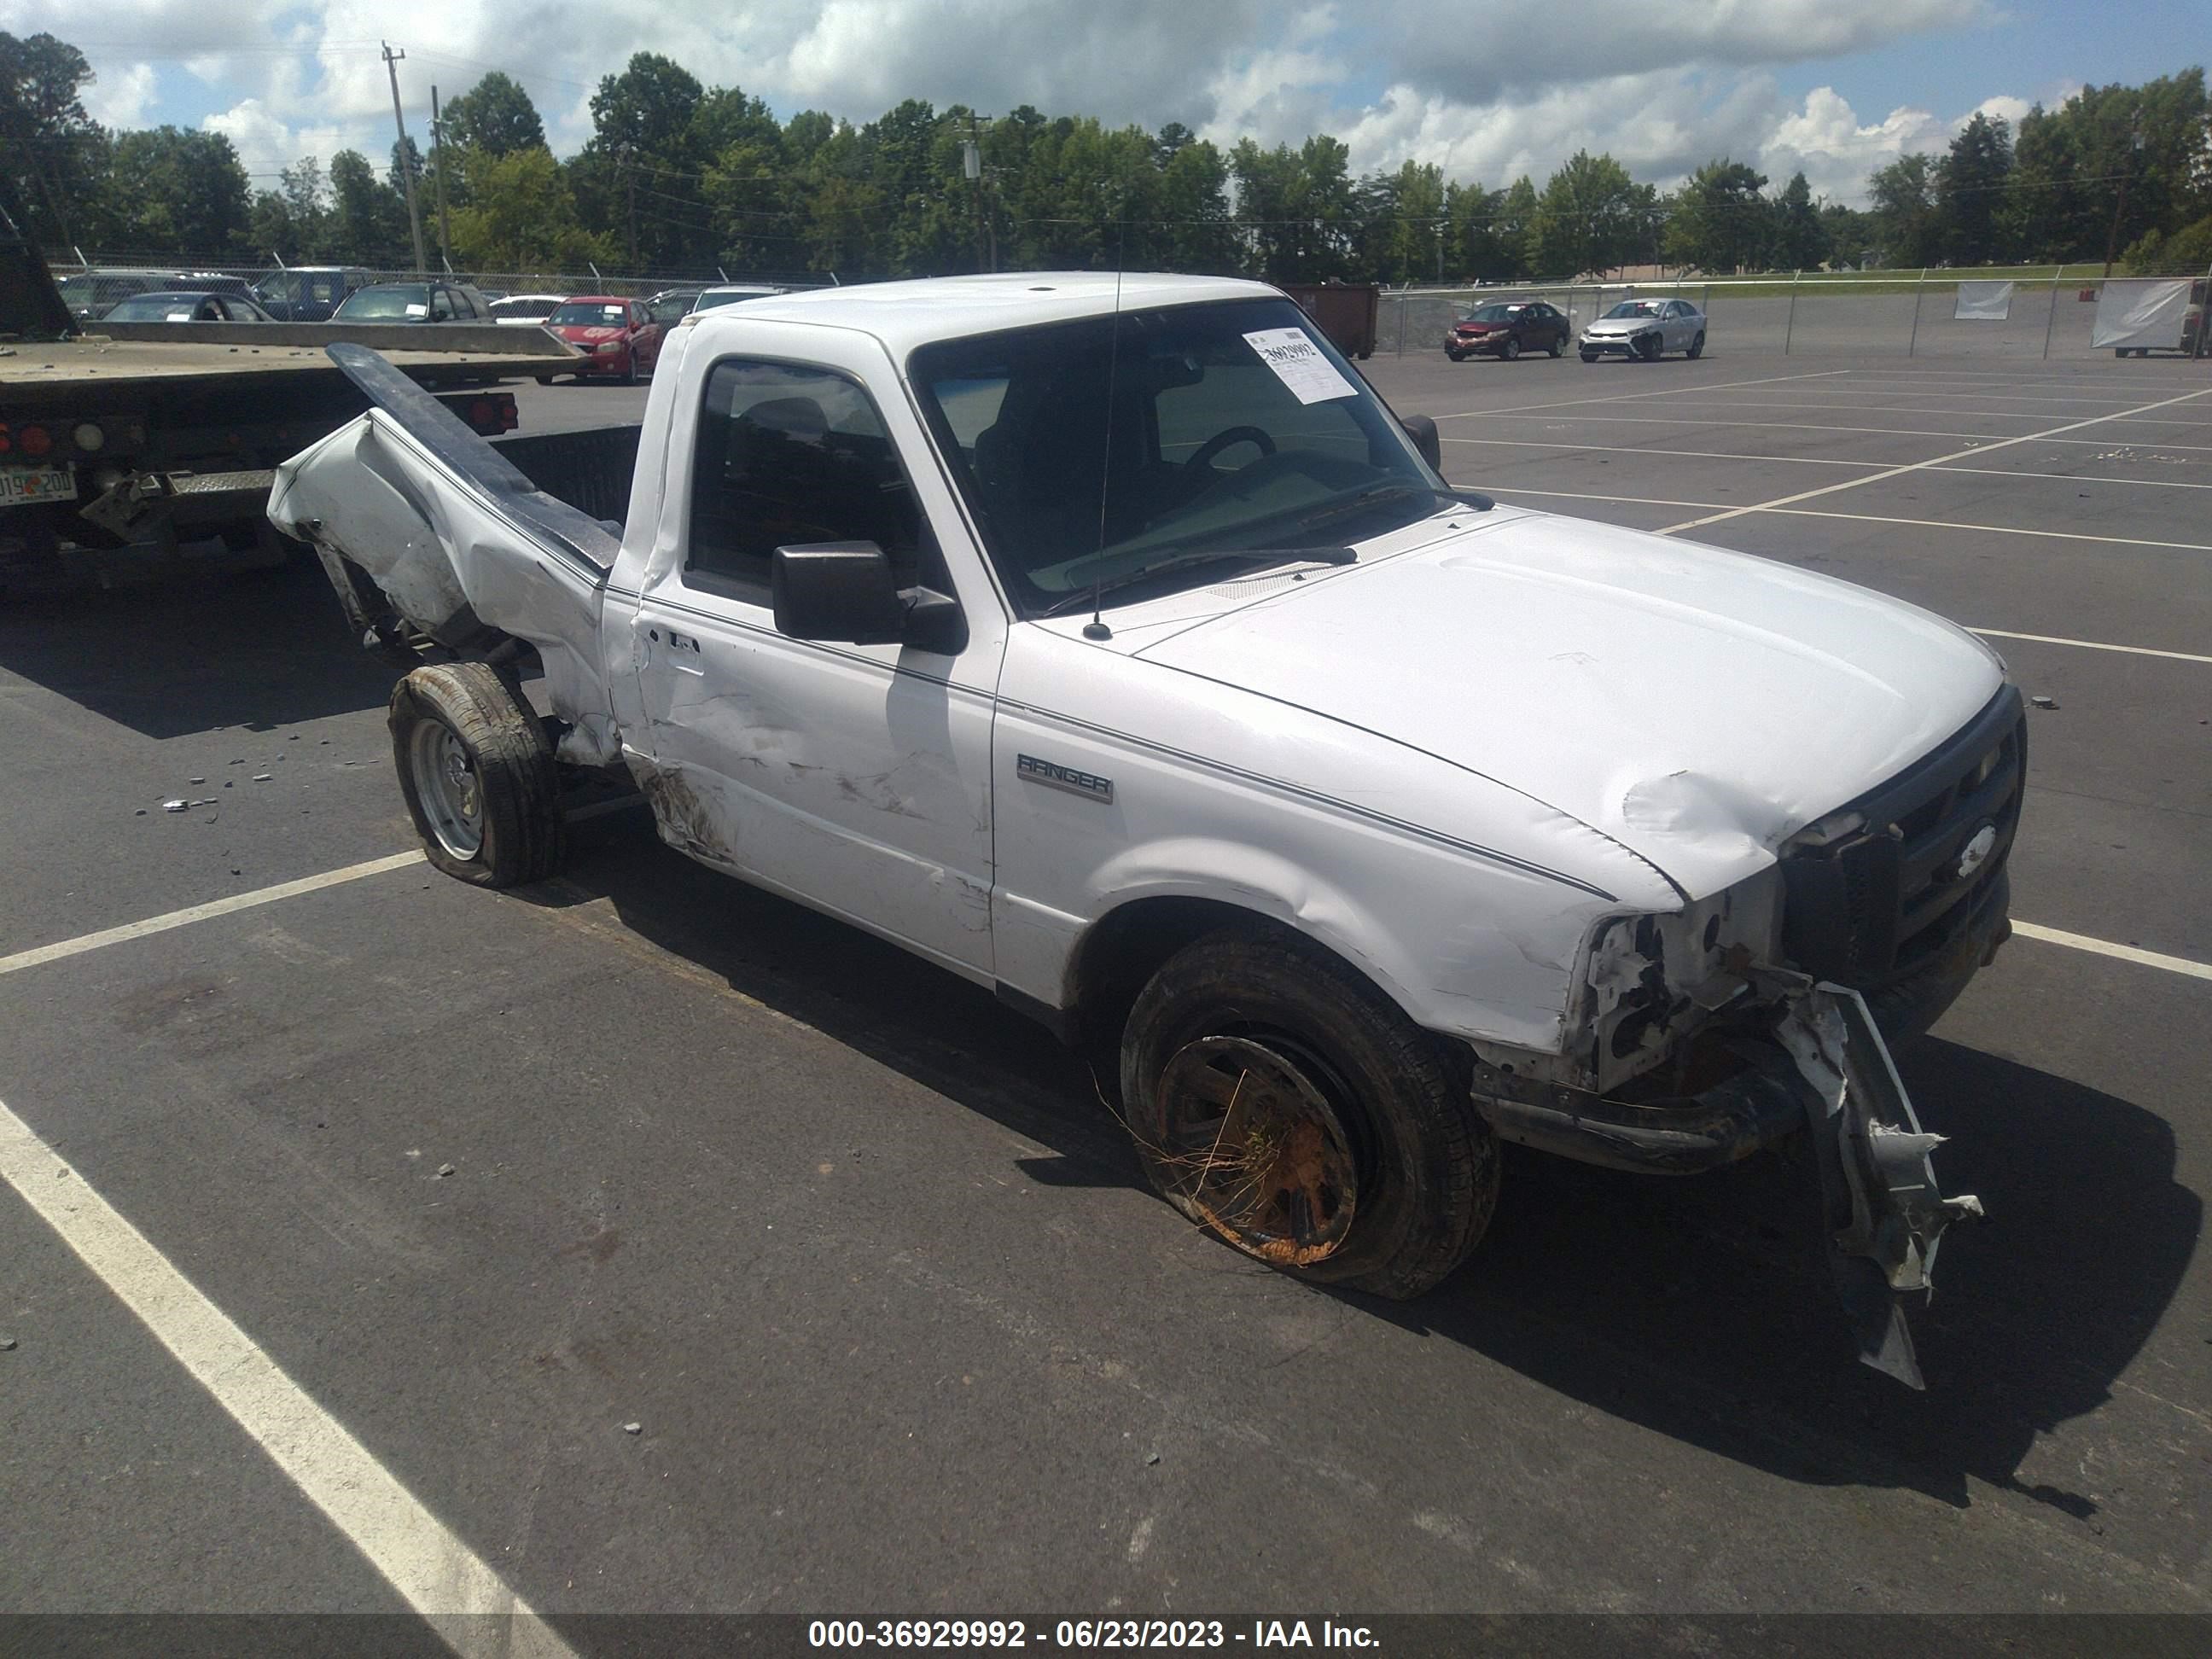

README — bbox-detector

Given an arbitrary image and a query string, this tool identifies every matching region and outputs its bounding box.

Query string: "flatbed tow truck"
[1,193,580,593]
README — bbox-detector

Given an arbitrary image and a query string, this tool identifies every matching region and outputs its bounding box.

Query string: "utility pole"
[963,119,986,273]
[381,42,428,275]
[429,84,453,271]
[618,143,639,271]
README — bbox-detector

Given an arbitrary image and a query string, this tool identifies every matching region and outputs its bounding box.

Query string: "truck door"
[625,348,1005,979]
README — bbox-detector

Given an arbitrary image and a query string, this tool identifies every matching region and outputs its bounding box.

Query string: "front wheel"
[1500,336,1521,361]
[1687,331,1705,359]
[1636,334,1662,363]
[389,661,568,888]
[1547,334,1565,358]
[1121,928,1499,1298]
[1579,349,1599,363]
[1446,349,1464,362]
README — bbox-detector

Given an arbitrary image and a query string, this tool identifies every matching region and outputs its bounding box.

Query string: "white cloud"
[82,61,159,129]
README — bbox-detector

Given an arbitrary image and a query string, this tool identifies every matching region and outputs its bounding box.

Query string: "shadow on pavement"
[524,816,2200,1514]
[0,555,402,737]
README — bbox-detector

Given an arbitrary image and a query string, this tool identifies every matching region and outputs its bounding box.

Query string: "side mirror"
[1401,413,1442,474]
[771,542,969,655]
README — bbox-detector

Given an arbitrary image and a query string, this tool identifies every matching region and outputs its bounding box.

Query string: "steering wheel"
[1185,425,1276,477]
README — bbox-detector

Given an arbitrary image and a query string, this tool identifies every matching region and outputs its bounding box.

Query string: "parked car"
[251,266,375,321]
[332,282,495,323]
[690,284,783,313]
[1446,300,1570,360]
[55,268,255,325]
[274,273,2013,1386]
[100,289,276,323]
[539,295,662,382]
[644,288,704,326]
[1580,297,1706,362]
[488,294,568,326]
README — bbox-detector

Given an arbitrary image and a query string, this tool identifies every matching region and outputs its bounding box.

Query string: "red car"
[539,295,662,384]
[1446,299,1570,361]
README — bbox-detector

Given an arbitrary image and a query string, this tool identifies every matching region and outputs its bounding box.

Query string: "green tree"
[1770,172,1830,270]
[0,31,107,247]
[1528,150,1650,277]
[448,146,614,271]
[1662,159,1768,273]
[1155,138,1237,273]
[1867,153,1941,265]
[105,127,251,254]
[582,52,710,267]
[1937,111,2013,264]
[328,148,405,264]
[440,72,544,159]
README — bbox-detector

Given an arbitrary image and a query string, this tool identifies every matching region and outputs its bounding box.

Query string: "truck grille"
[1780,687,2026,992]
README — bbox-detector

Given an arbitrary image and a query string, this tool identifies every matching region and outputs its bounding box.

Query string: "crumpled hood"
[1132,509,2004,897]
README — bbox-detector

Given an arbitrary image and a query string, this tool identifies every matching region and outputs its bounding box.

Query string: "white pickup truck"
[271,273,2020,1386]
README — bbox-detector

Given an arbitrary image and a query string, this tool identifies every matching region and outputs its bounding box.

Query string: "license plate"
[0,466,76,509]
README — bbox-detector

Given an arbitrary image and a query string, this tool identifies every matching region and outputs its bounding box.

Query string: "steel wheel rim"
[1154,1034,1359,1266]
[408,719,484,859]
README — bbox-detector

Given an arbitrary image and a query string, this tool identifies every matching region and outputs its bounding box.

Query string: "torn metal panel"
[1779,982,1983,1391]
[269,408,623,767]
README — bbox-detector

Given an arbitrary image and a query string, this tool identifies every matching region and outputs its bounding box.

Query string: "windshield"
[338,286,432,319]
[693,288,773,311]
[104,294,212,320]
[1459,304,1521,322]
[910,297,1446,617]
[550,302,627,326]
[1603,300,1664,319]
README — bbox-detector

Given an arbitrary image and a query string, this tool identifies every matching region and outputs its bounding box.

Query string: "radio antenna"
[1083,215,1126,642]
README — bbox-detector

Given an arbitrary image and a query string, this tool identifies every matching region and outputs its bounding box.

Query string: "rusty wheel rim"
[1154,1035,1358,1266]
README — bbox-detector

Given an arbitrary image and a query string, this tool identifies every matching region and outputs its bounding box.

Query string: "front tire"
[1636,333,1662,363]
[389,662,568,888]
[1579,349,1599,363]
[1500,336,1521,361]
[1446,349,1464,362]
[1547,334,1565,358]
[1687,331,1705,359]
[1121,927,1499,1298]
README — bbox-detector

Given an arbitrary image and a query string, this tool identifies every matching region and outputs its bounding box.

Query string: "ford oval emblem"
[1955,823,1998,881]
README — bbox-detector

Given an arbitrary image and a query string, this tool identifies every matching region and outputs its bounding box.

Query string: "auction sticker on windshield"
[1242,327,1357,405]
[0,467,76,509]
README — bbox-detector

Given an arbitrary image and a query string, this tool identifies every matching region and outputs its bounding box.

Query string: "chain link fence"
[1379,270,2212,361]
[42,249,827,301]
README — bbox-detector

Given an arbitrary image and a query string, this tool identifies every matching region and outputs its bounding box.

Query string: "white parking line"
[1656,384,2212,535]
[2011,923,2212,982]
[0,1095,577,1656]
[1435,368,1853,421]
[0,851,426,979]
[1448,410,2212,452]
[1483,486,2212,551]
[1970,629,2212,665]
[1445,436,2212,489]
[1621,397,2212,428]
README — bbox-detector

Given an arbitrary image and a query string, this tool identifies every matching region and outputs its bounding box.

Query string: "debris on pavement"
[436,1162,456,1178]
[622,1422,643,1435]
[0,1336,17,1351]
[2031,695,2059,709]
[252,773,273,782]
[163,800,188,812]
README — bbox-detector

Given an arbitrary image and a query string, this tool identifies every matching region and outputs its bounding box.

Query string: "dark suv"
[1447,300,1570,361]
[251,266,377,321]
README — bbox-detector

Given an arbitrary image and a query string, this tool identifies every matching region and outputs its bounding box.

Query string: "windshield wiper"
[1038,545,1355,619]
[1294,482,1464,532]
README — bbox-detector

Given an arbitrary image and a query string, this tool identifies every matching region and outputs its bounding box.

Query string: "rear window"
[550,302,628,326]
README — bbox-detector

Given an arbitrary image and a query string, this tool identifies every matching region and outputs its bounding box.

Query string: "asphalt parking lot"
[2,344,2208,1644]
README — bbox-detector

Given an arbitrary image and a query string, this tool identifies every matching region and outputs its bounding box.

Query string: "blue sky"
[9,0,2200,206]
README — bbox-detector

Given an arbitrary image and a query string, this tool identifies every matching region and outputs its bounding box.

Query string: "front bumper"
[1447,333,1505,353]
[1580,333,1648,356]
[1473,976,1983,1388]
